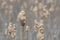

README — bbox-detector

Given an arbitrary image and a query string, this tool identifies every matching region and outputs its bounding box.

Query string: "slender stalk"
[22,26,24,40]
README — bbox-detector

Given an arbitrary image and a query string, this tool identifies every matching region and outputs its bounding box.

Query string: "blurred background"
[0,0,60,40]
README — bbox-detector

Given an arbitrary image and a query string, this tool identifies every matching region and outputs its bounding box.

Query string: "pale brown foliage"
[17,10,26,26]
[7,22,16,38]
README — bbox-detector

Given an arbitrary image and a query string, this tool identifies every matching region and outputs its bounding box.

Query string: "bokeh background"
[0,0,60,40]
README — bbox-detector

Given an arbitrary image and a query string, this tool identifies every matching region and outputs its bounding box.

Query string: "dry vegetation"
[0,0,57,40]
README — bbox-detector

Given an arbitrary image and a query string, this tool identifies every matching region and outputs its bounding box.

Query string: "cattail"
[34,20,39,32]
[11,24,16,38]
[40,7,50,18]
[17,10,26,26]
[37,23,44,40]
[37,0,56,40]
[37,31,44,40]
[7,22,12,35]
[39,27,44,34]
[36,16,44,40]
[7,22,16,38]
[39,1,50,18]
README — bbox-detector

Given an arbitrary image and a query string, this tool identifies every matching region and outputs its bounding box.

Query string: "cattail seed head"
[17,10,26,26]
[7,23,16,38]
[34,20,39,32]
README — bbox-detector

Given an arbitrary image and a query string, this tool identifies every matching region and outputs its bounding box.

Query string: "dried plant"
[17,9,26,26]
[37,32,44,40]
[37,27,44,40]
[35,0,55,40]
[3,0,57,40]
[7,22,16,38]
[36,0,57,40]
[25,25,30,32]
[34,20,40,32]
[36,19,44,40]
[39,3,50,18]
[40,9,50,18]
[33,6,38,17]
[17,6,27,40]
[39,25,44,34]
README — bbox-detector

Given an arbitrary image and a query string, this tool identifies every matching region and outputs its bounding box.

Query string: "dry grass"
[17,9,26,26]
[5,22,16,38]
[3,0,57,40]
[33,0,57,40]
